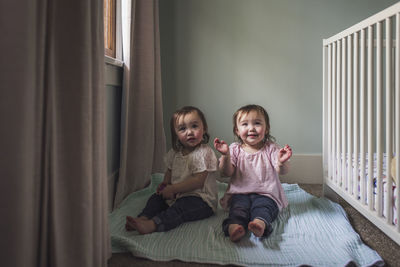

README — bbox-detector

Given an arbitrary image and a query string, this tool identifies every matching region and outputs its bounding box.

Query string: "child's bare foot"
[228,224,246,242]
[131,218,157,234]
[125,216,148,231]
[248,219,265,237]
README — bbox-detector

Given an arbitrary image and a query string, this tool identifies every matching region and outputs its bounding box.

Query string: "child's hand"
[160,185,176,200]
[214,138,229,155]
[156,182,167,194]
[278,144,292,164]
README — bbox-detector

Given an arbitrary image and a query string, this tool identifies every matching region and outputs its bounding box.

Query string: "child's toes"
[248,220,265,237]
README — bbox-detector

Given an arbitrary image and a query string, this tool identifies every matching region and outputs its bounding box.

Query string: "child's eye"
[192,124,198,129]
[241,123,248,126]
[178,127,186,132]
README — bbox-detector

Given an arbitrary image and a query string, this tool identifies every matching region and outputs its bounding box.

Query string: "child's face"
[174,111,205,152]
[235,110,268,149]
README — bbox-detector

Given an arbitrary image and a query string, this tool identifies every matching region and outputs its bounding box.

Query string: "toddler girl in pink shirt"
[214,104,292,242]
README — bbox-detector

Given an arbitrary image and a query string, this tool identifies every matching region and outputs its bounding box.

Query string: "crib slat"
[376,21,383,217]
[353,31,360,200]
[332,42,337,183]
[367,25,374,211]
[386,17,394,224]
[337,40,342,186]
[342,38,347,190]
[326,44,332,180]
[360,29,367,205]
[347,35,353,195]
[395,13,400,232]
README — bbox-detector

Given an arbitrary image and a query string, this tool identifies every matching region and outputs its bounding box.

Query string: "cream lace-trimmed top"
[165,144,218,212]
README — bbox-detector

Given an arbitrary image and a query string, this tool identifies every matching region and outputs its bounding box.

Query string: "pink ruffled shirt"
[220,142,288,210]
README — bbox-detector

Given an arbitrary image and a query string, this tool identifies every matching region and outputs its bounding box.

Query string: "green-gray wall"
[105,63,122,178]
[105,62,122,210]
[159,0,398,154]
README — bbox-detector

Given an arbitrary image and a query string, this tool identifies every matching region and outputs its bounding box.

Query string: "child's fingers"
[281,145,292,154]
[213,138,220,149]
[214,138,224,149]
[214,138,228,151]
[218,139,227,145]
[214,138,222,144]
[282,145,293,160]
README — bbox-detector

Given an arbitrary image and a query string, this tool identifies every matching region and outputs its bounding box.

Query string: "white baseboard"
[280,154,323,184]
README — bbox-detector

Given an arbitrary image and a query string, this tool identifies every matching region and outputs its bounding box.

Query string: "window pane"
[104,0,115,57]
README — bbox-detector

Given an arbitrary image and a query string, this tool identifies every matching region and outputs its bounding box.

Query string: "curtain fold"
[0,1,110,266]
[114,0,166,208]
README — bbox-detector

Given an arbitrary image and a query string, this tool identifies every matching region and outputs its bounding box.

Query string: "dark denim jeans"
[222,193,279,237]
[138,193,214,232]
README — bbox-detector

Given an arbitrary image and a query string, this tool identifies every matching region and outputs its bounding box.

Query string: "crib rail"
[323,2,400,245]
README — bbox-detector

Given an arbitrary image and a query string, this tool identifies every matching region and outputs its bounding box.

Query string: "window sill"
[105,55,123,67]
[105,56,123,86]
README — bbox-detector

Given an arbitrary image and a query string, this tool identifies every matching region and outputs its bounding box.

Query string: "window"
[104,0,116,58]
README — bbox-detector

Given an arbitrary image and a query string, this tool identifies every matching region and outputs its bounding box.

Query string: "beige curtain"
[114,0,166,208]
[0,1,110,267]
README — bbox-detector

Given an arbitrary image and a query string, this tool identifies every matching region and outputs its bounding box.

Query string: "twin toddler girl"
[125,104,292,242]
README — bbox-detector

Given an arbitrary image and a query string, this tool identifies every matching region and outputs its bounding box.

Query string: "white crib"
[323,2,400,245]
